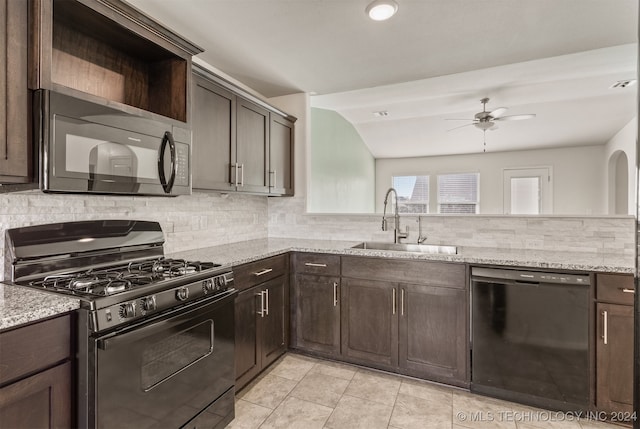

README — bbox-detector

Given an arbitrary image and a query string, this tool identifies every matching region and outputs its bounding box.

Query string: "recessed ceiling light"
[365,0,398,21]
[610,79,637,89]
[373,110,389,117]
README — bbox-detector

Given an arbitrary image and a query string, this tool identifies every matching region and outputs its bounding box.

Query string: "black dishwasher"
[471,267,590,411]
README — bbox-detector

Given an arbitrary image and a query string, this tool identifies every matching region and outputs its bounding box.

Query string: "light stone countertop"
[0,284,80,331]
[1,237,633,332]
[169,237,636,274]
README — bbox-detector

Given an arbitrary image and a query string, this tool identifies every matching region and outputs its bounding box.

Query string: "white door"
[503,167,552,214]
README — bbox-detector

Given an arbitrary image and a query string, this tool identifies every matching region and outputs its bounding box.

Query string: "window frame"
[391,174,430,214]
[436,172,480,214]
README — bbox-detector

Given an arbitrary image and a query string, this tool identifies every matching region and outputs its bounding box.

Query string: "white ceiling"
[127,0,638,157]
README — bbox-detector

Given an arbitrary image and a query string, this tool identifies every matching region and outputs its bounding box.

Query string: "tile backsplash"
[0,190,268,280]
[0,191,635,281]
[269,197,636,255]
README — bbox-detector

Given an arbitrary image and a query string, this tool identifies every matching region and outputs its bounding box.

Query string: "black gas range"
[4,220,236,429]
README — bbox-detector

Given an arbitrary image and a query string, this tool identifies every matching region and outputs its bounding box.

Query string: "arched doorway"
[608,150,629,215]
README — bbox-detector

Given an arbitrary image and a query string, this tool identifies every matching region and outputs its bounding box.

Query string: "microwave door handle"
[158,131,177,193]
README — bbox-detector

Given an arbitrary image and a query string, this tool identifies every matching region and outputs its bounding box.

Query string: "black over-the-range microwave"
[34,89,191,196]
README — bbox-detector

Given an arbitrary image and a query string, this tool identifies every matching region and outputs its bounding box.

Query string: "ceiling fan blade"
[445,118,475,121]
[447,123,475,132]
[495,114,536,121]
[489,107,507,118]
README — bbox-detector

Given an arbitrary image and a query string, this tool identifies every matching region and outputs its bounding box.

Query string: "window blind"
[437,173,479,214]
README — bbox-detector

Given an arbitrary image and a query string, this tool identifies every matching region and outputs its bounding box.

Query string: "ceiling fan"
[446,98,536,151]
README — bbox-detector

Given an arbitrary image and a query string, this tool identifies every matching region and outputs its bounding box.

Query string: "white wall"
[605,117,637,215]
[375,145,606,215]
[306,108,375,213]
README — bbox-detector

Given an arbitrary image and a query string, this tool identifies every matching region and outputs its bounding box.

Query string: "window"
[437,173,479,214]
[392,175,429,213]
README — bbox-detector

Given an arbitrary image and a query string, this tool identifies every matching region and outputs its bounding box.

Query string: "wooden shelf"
[31,0,202,123]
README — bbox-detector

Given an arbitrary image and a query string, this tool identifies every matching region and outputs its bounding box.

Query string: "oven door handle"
[96,290,235,350]
[158,131,177,193]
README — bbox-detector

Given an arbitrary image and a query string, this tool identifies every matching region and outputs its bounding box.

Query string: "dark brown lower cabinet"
[399,283,467,384]
[596,302,634,414]
[0,314,73,428]
[0,362,72,428]
[235,276,288,390]
[340,257,468,386]
[341,277,467,385]
[341,278,398,369]
[294,274,341,356]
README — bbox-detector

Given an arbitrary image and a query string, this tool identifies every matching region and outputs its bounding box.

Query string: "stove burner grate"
[27,258,221,297]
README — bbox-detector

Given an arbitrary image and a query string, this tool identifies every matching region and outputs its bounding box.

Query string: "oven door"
[93,292,236,429]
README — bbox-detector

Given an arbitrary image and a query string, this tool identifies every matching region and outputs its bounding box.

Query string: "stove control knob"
[142,296,157,312]
[214,276,226,290]
[120,302,136,319]
[176,287,189,301]
[202,279,214,294]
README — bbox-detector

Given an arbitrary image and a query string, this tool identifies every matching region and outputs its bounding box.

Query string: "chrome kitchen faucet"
[382,187,409,243]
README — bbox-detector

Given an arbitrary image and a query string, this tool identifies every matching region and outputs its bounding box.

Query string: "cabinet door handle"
[333,282,338,307]
[400,288,405,316]
[256,291,265,317]
[269,170,277,188]
[238,163,244,187]
[602,310,608,345]
[392,288,397,315]
[305,262,327,268]
[253,268,273,277]
[264,289,269,316]
[621,288,635,294]
[232,163,239,187]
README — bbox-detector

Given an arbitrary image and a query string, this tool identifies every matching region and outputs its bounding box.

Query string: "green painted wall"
[310,108,375,213]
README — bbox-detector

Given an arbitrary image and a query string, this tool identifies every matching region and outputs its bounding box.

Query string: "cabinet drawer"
[234,254,288,291]
[0,315,72,385]
[596,273,635,305]
[293,253,340,276]
[342,256,465,289]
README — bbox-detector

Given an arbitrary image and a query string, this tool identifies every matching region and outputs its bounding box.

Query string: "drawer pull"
[304,262,327,268]
[621,288,635,294]
[253,268,273,277]
[602,310,608,345]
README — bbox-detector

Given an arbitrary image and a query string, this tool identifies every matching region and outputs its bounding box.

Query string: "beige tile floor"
[227,353,627,429]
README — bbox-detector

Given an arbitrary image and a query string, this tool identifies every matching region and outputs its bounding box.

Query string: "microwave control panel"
[176,143,189,186]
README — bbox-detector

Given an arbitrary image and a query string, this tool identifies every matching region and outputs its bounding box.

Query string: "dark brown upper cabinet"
[192,65,296,196]
[192,75,236,192]
[269,113,294,196]
[0,0,32,184]
[29,0,202,123]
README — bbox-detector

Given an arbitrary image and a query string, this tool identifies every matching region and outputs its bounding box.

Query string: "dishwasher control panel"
[471,266,591,285]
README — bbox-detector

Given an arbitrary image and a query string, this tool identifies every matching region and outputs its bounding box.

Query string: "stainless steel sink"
[351,241,458,254]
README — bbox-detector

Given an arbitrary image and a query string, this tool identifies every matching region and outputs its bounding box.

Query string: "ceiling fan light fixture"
[475,121,495,131]
[366,0,398,21]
